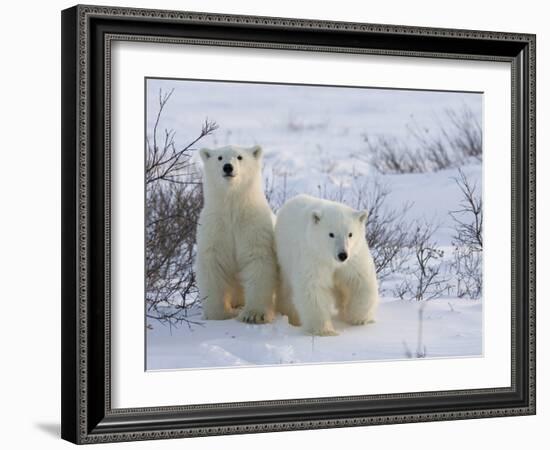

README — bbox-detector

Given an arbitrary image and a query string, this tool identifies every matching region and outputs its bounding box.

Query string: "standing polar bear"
[275,194,379,336]
[196,145,277,323]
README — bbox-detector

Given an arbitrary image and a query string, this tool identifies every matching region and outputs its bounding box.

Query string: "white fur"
[196,145,277,323]
[275,194,379,336]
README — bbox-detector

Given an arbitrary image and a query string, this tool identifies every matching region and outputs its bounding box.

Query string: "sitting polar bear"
[196,145,277,323]
[275,194,379,336]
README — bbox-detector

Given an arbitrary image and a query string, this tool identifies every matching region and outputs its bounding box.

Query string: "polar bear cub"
[275,194,379,336]
[196,145,277,324]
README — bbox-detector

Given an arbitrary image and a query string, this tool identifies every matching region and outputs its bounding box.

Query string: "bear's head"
[308,204,368,264]
[199,145,263,195]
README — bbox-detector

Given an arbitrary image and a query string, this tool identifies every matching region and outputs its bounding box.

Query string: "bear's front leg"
[276,275,302,326]
[345,285,378,325]
[292,275,338,336]
[196,254,237,320]
[336,252,379,326]
[237,258,276,324]
[343,272,379,325]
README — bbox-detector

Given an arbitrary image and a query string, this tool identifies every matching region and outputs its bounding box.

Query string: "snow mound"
[146,298,482,370]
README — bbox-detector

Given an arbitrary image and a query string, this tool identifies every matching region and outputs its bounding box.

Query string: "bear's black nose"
[223,163,233,174]
[338,252,348,262]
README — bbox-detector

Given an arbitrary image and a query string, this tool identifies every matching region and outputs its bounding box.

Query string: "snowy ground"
[145,78,483,370]
[147,298,482,370]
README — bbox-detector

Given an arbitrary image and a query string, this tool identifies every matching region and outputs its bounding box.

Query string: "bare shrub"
[363,135,428,174]
[146,89,218,185]
[350,180,414,284]
[317,180,347,204]
[394,223,450,301]
[393,281,410,301]
[317,145,339,175]
[449,169,483,299]
[145,89,218,327]
[446,107,482,161]
[407,121,458,171]
[264,166,295,213]
[146,181,204,327]
[286,114,329,133]
[361,105,482,174]
[453,247,482,299]
[449,169,482,251]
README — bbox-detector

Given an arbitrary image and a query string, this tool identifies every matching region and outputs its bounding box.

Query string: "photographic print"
[145,78,483,371]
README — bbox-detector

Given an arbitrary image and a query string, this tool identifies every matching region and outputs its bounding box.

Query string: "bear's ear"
[356,210,368,224]
[199,148,211,161]
[248,145,263,159]
[312,210,322,224]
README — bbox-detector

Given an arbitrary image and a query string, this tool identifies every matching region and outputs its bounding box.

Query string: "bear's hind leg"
[276,272,301,326]
[197,256,237,320]
[229,282,245,310]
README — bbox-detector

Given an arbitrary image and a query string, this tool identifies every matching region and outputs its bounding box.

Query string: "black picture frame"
[61,4,536,444]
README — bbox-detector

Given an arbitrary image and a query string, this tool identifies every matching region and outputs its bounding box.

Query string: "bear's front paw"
[346,317,368,326]
[345,309,376,326]
[346,315,376,325]
[287,312,302,327]
[237,309,272,324]
[307,326,339,337]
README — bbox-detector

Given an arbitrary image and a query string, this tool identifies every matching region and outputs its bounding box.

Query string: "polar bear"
[275,194,379,336]
[196,145,277,324]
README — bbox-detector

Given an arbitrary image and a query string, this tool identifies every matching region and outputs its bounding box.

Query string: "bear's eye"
[218,156,223,161]
[237,155,243,160]
[329,233,334,238]
[349,233,353,238]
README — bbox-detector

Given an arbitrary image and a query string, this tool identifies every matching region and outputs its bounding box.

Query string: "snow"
[146,298,482,370]
[145,78,483,370]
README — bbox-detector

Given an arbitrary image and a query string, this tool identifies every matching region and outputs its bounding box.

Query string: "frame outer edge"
[527,33,536,414]
[77,3,534,40]
[65,4,537,444]
[61,5,80,445]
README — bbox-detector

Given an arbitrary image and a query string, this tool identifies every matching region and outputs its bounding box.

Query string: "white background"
[0,0,545,449]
